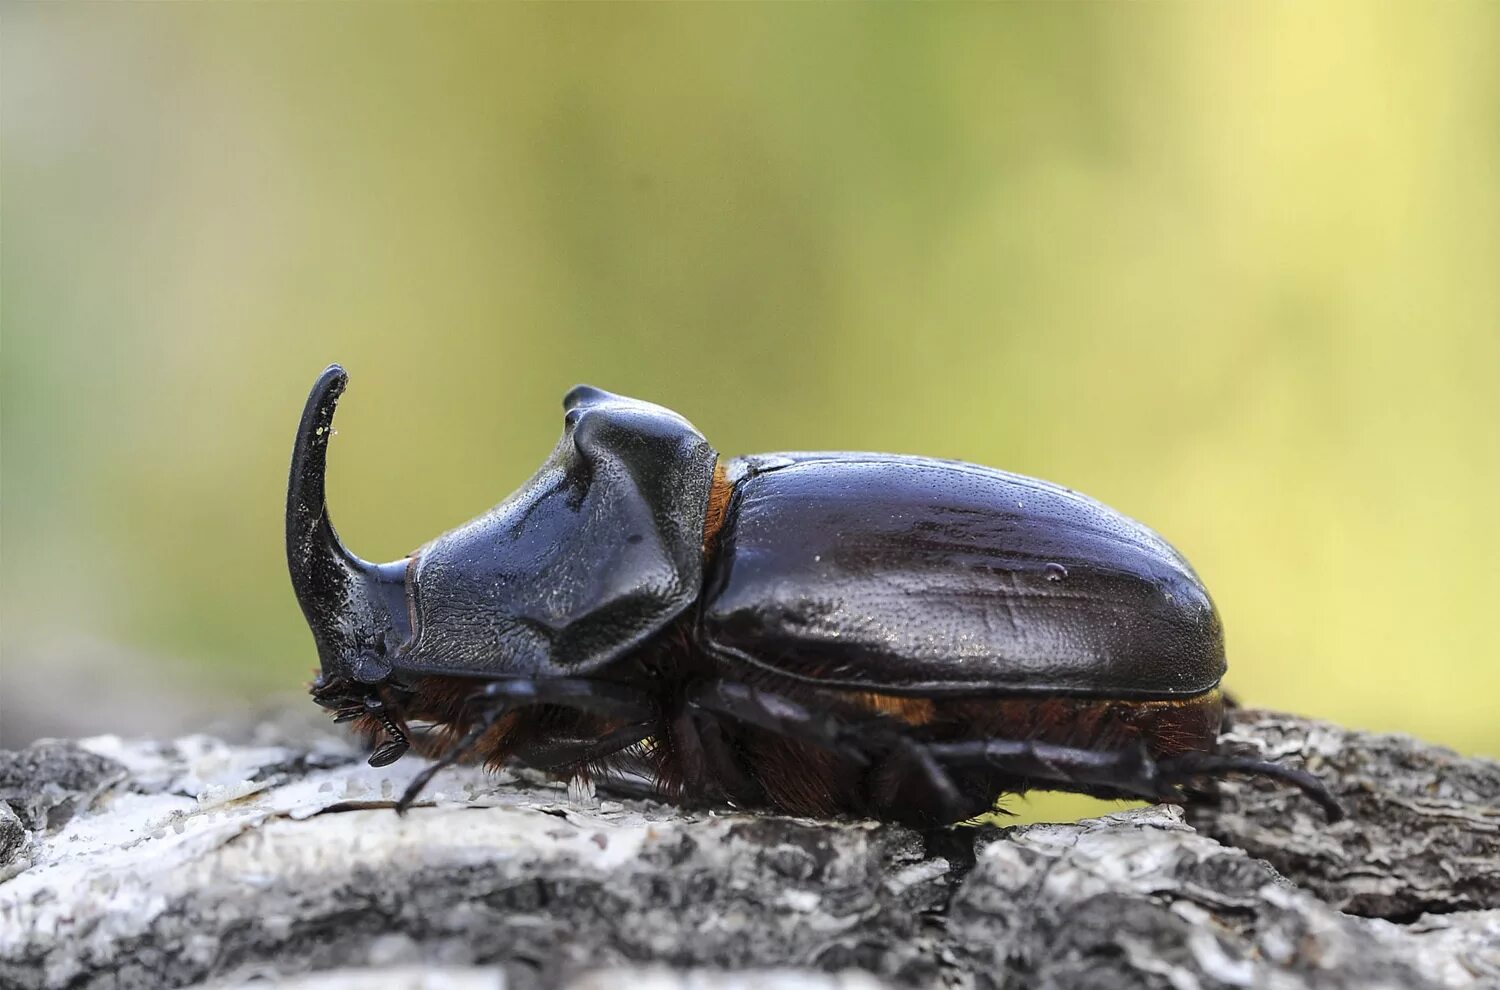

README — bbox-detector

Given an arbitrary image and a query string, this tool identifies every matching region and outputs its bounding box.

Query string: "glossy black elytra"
[287,365,1341,827]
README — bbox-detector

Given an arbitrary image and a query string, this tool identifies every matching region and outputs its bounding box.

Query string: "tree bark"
[1,710,1496,990]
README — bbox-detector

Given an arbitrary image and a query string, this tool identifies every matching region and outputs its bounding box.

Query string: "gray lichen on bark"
[1,712,1497,990]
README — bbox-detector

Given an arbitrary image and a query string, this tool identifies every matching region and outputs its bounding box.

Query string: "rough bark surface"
[1,711,1496,990]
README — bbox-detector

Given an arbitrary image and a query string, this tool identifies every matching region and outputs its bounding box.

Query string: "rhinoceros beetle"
[287,365,1341,827]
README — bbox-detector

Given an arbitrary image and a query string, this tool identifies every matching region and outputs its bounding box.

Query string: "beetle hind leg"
[925,738,1344,823]
[683,679,1342,825]
[868,734,994,827]
[1155,751,1344,822]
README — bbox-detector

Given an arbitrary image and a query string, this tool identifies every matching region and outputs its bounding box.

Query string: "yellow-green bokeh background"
[4,5,1497,820]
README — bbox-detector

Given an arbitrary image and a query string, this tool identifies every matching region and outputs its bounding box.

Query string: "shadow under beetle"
[287,365,1342,827]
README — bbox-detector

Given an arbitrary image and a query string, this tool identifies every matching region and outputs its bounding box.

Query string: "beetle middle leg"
[686,681,874,765]
[509,721,655,773]
[658,707,765,809]
[685,680,984,826]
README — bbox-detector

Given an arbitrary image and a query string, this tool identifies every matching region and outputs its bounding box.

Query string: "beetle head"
[287,365,414,762]
[287,367,717,767]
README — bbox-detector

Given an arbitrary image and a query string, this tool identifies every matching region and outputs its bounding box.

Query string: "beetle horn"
[287,364,410,679]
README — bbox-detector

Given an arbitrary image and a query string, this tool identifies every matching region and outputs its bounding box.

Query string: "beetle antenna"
[368,707,411,768]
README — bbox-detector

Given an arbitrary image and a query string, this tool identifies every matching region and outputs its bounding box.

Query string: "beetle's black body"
[705,453,1224,699]
[289,365,1340,827]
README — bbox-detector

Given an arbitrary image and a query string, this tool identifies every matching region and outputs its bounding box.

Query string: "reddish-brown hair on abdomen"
[844,687,1225,757]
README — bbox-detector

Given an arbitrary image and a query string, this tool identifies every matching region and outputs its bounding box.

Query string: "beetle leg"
[591,765,665,802]
[927,737,1155,791]
[685,681,873,768]
[396,709,505,813]
[925,739,1344,822]
[687,681,975,824]
[1155,751,1344,822]
[396,677,659,812]
[671,707,765,807]
[925,738,1196,813]
[470,677,656,721]
[693,709,764,802]
[871,736,974,825]
[512,721,653,772]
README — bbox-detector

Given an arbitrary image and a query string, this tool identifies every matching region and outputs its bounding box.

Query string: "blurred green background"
[4,3,1497,814]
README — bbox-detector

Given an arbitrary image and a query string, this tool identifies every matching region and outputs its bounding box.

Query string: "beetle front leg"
[395,676,658,812]
[472,677,657,720]
[510,720,654,772]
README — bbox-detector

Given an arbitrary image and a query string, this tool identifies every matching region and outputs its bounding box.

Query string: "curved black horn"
[286,365,409,678]
[287,365,358,654]
[287,364,350,554]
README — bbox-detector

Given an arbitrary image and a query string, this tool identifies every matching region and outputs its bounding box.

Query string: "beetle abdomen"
[701,453,1225,699]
